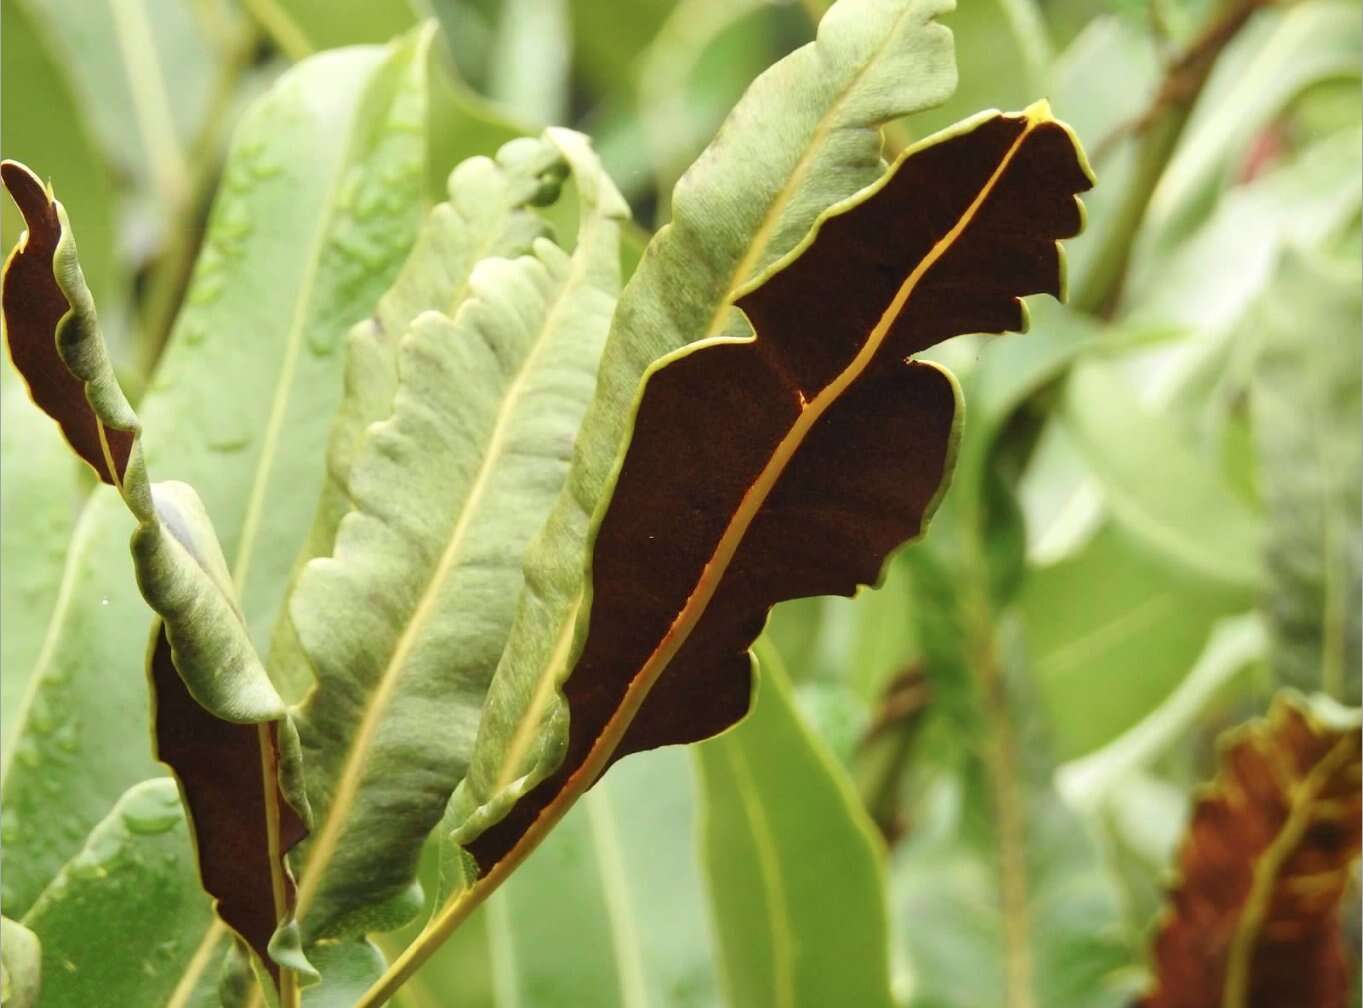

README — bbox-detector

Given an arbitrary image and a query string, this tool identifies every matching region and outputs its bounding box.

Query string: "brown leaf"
[149,628,309,985]
[470,107,1093,869]
[0,160,134,485]
[1142,694,1363,1008]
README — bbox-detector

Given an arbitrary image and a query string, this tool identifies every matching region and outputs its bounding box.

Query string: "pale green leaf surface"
[20,779,214,1008]
[1022,523,1251,758]
[450,0,957,847]
[1,31,431,925]
[1,917,41,1008]
[1249,248,1361,702]
[290,128,627,943]
[1061,359,1261,589]
[1141,0,1362,251]
[697,645,896,1008]
[266,133,562,699]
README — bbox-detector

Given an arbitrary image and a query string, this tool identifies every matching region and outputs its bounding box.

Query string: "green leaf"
[1022,523,1253,758]
[266,131,563,699]
[0,25,433,947]
[447,0,962,856]
[0,365,80,740]
[1138,693,1362,1008]
[1061,358,1262,589]
[1,917,41,1008]
[486,746,719,1007]
[1249,249,1361,702]
[697,644,896,1008]
[487,0,570,125]
[20,779,215,1008]
[244,0,419,60]
[288,128,627,945]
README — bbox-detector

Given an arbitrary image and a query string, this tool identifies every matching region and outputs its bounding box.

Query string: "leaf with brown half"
[1,160,313,995]
[1141,693,1362,1008]
[355,103,1095,1006]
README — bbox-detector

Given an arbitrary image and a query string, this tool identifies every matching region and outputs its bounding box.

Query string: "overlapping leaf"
[1,160,308,989]
[455,102,1093,885]
[0,30,436,927]
[447,0,962,861]
[288,128,628,944]
[1140,694,1362,1008]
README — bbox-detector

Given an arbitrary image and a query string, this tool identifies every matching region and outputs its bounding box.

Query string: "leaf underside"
[1,161,305,987]
[468,109,1093,871]
[1141,695,1362,1008]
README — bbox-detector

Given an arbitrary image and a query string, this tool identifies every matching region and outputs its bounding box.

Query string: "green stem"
[1073,0,1267,317]
[137,18,260,375]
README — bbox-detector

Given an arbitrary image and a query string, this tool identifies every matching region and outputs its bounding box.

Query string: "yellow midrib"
[295,214,604,918]
[483,9,915,799]
[1221,731,1357,1008]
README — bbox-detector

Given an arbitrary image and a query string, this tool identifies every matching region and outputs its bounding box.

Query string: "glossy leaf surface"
[20,780,214,1008]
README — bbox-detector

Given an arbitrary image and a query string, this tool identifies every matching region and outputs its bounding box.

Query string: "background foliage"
[1,0,1359,1006]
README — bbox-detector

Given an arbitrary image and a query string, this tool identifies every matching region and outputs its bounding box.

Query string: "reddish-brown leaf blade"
[0,160,133,485]
[1142,695,1362,1008]
[470,108,1093,869]
[150,628,308,985]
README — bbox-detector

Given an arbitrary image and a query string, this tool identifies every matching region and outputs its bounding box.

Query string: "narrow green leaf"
[697,644,896,1008]
[449,0,960,855]
[1,158,308,989]
[266,132,564,699]
[1249,249,1361,702]
[0,25,432,948]
[289,128,627,944]
[0,917,40,1008]
[20,780,214,1008]
[487,0,570,125]
[1061,358,1261,589]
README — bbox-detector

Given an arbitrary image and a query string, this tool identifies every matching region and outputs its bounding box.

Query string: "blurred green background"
[2,0,1359,1005]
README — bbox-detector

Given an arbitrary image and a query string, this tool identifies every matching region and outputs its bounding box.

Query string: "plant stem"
[137,17,260,375]
[1073,0,1267,317]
